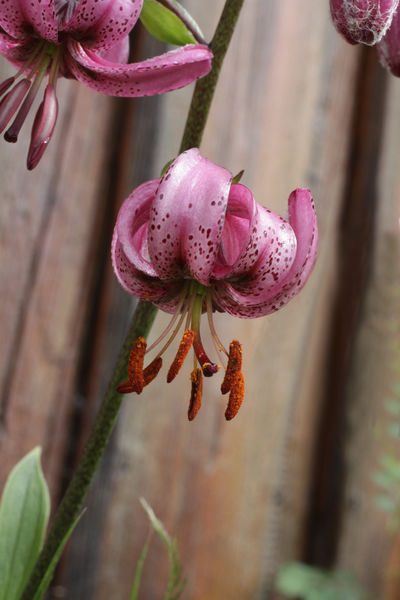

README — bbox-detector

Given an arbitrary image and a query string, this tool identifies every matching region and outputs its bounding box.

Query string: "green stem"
[180,0,244,152]
[22,0,244,596]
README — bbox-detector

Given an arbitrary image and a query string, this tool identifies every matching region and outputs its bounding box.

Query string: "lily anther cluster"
[0,0,212,168]
[112,149,318,421]
[330,0,400,75]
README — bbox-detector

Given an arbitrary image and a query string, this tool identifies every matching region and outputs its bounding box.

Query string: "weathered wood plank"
[0,66,117,495]
[59,3,362,599]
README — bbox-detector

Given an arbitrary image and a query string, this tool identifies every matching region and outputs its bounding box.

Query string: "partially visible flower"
[112,149,318,421]
[330,0,399,45]
[377,6,400,74]
[0,0,212,168]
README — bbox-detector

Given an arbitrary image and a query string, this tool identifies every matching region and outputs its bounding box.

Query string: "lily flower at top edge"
[0,0,212,168]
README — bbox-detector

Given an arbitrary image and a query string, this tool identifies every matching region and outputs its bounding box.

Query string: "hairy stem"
[22,0,245,595]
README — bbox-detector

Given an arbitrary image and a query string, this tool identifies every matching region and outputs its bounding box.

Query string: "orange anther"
[167,329,195,383]
[188,368,203,421]
[221,340,242,394]
[143,356,163,387]
[224,371,244,421]
[117,336,147,394]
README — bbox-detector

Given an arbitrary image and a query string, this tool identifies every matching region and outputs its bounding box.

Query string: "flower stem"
[180,0,244,152]
[22,0,245,596]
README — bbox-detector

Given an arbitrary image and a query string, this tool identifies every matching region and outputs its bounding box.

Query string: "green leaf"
[140,498,185,600]
[276,563,367,600]
[130,534,152,600]
[376,494,397,513]
[32,512,84,600]
[276,562,327,597]
[140,0,197,46]
[0,448,50,600]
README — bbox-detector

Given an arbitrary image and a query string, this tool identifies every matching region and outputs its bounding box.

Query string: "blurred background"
[1,1,400,598]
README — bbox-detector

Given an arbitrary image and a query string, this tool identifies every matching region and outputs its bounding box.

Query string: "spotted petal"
[116,179,159,277]
[148,148,231,284]
[0,0,27,39]
[0,33,24,63]
[99,36,130,64]
[211,183,256,280]
[66,41,213,96]
[19,0,58,42]
[214,189,317,318]
[63,0,143,51]
[112,230,180,302]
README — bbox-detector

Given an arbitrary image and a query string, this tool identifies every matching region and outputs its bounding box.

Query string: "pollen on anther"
[167,329,195,383]
[143,356,163,387]
[225,371,244,421]
[118,336,147,394]
[221,340,242,394]
[188,368,203,421]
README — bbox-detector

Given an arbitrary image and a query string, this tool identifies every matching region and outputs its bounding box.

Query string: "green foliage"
[276,562,367,600]
[130,498,185,600]
[140,0,197,46]
[31,512,83,600]
[0,448,50,600]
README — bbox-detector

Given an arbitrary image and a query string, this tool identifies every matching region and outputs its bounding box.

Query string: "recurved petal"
[98,36,130,64]
[116,179,159,277]
[211,183,256,279]
[0,32,24,62]
[66,41,213,96]
[19,0,58,41]
[147,148,232,284]
[112,231,180,302]
[214,189,317,318]
[378,8,400,75]
[0,1,27,39]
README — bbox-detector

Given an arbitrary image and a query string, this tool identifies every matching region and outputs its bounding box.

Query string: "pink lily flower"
[0,0,212,169]
[112,149,318,421]
[330,0,399,45]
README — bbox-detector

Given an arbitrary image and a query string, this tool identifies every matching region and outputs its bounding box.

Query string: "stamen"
[143,356,163,386]
[224,371,245,421]
[5,59,49,143]
[188,368,203,421]
[0,77,16,98]
[0,79,30,133]
[221,340,242,394]
[117,337,147,395]
[206,294,229,357]
[117,356,163,394]
[167,329,195,383]
[27,84,58,170]
[146,294,186,354]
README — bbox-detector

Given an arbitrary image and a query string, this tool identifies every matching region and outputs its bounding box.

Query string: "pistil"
[191,290,218,377]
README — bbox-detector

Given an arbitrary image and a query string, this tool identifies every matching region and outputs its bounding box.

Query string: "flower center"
[0,41,61,168]
[117,281,245,421]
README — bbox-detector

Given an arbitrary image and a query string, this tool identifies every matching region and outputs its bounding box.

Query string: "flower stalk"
[21,0,245,596]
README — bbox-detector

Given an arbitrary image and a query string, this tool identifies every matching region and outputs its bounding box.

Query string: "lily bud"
[330,0,399,45]
[377,8,400,75]
[27,84,58,170]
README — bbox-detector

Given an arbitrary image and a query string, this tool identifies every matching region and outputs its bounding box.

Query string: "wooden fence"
[1,1,399,598]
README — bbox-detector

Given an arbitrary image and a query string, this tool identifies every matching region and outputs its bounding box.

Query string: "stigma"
[117,282,245,421]
[0,42,60,169]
